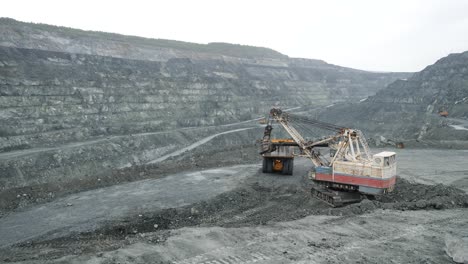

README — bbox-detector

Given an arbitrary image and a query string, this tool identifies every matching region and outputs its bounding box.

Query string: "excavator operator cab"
[372,151,396,168]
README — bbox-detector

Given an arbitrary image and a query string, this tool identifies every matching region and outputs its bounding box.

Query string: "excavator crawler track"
[311,185,362,207]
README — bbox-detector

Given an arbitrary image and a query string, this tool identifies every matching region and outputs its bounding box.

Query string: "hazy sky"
[1,0,468,72]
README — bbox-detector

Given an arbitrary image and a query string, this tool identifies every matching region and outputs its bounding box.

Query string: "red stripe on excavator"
[315,173,396,189]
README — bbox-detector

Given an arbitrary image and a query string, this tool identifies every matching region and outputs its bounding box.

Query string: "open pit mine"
[0,18,467,264]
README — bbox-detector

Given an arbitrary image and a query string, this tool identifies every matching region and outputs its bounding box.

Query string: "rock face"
[445,235,468,263]
[0,18,410,196]
[320,51,468,147]
[0,46,409,151]
[0,19,410,149]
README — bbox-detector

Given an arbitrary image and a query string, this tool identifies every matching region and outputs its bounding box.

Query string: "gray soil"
[1,151,468,263]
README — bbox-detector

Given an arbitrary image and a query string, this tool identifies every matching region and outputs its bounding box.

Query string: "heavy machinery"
[260,137,297,175]
[438,110,449,117]
[260,108,397,207]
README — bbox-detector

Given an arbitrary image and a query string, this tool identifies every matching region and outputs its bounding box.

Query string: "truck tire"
[263,157,273,173]
[266,158,273,173]
[281,159,289,175]
[282,158,294,175]
[288,159,294,175]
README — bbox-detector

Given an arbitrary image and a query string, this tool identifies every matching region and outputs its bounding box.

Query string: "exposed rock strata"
[319,51,468,147]
[0,18,410,195]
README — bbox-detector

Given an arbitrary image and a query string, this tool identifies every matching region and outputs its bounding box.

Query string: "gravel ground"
[1,148,468,263]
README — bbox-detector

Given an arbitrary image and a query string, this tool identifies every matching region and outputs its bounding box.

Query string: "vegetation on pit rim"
[0,18,287,59]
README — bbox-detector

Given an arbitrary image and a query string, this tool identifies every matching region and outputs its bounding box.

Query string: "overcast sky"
[1,0,468,72]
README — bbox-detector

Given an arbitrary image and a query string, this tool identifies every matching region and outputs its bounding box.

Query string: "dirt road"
[0,165,258,249]
[147,127,259,164]
[0,121,262,162]
[447,117,468,129]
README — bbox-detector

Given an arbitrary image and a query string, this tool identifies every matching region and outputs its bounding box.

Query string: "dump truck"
[260,138,297,175]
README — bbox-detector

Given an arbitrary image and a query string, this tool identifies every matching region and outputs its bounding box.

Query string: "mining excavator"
[260,108,397,207]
